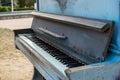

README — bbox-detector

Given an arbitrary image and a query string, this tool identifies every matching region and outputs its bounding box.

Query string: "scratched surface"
[37,0,120,55]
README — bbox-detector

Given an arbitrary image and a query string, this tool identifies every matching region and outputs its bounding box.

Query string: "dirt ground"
[0,18,33,30]
[0,28,34,80]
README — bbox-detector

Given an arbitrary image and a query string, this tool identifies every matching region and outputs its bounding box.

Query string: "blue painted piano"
[15,0,120,80]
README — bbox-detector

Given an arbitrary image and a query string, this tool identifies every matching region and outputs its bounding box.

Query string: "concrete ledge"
[0,11,33,20]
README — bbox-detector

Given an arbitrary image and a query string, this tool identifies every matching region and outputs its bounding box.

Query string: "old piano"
[15,12,120,80]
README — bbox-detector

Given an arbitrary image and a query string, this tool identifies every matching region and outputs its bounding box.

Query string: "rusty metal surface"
[31,12,114,63]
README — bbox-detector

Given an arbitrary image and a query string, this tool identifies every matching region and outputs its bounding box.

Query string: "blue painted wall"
[38,0,120,54]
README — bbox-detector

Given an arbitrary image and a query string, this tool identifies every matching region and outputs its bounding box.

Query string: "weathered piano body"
[15,11,120,80]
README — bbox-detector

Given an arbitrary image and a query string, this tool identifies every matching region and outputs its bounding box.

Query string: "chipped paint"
[55,0,67,12]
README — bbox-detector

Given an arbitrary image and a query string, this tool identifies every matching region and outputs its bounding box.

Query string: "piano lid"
[31,12,114,64]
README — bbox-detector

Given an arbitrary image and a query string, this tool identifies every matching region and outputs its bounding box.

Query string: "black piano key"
[55,55,68,59]
[25,34,85,68]
[45,49,55,52]
[68,63,81,68]
[60,59,77,64]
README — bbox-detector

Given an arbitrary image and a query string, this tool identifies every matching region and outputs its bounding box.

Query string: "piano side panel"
[15,37,61,80]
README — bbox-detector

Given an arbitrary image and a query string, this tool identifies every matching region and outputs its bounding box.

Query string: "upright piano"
[15,12,120,80]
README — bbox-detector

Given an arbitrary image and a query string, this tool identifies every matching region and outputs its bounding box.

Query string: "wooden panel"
[31,12,114,63]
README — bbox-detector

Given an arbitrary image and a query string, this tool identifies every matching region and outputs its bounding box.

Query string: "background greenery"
[0,6,11,12]
[0,0,36,12]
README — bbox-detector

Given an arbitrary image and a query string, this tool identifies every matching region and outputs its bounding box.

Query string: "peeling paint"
[55,0,68,12]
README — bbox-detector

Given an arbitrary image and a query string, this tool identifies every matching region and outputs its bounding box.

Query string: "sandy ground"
[0,28,34,80]
[0,18,33,30]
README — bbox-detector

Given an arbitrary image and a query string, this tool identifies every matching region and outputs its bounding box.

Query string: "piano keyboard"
[17,34,85,79]
[25,34,85,68]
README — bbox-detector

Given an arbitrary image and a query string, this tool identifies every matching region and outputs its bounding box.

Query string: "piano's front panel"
[31,12,114,63]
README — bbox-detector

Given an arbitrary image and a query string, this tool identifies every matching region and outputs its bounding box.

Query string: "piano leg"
[33,67,46,80]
